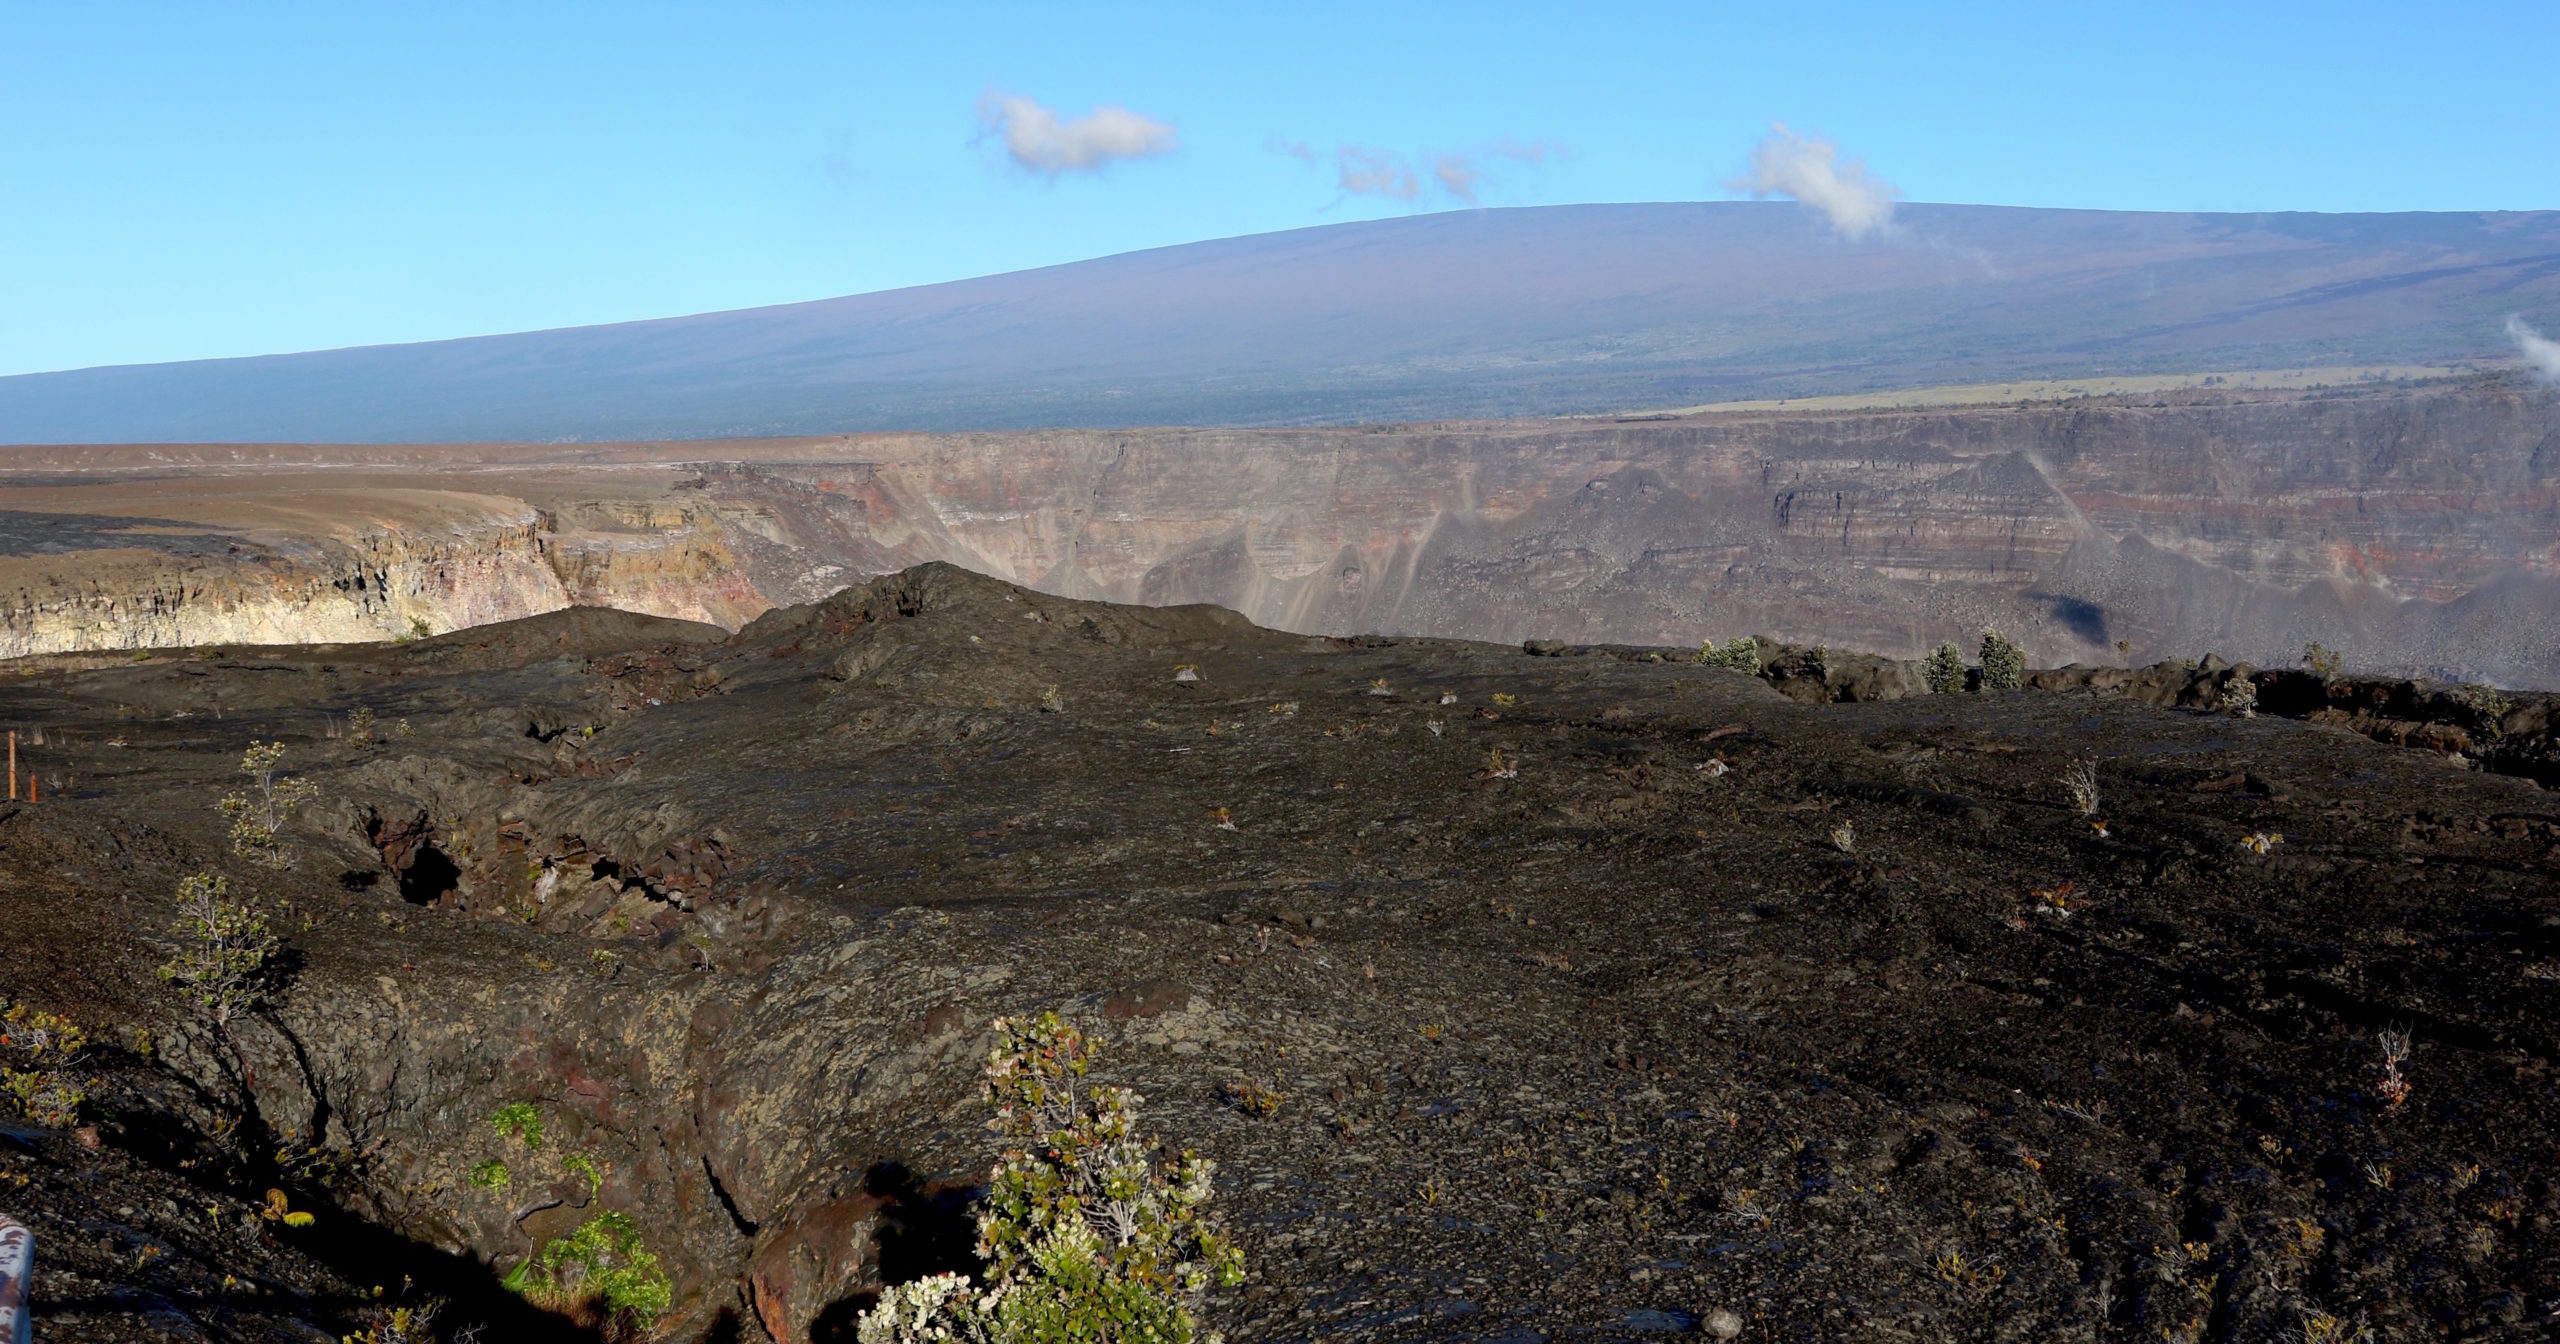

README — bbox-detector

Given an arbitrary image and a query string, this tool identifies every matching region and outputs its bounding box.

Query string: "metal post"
[0,1212,31,1344]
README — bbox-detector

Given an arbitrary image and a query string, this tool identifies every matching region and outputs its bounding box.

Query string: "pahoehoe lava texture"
[2,564,2558,1341]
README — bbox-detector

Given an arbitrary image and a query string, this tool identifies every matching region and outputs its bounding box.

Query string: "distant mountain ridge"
[5,201,2558,443]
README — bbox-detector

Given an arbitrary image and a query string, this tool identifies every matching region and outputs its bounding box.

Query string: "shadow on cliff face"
[803,1163,984,1344]
[2039,592,2110,644]
[0,509,248,558]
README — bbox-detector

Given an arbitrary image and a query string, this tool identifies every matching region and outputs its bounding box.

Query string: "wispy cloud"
[975,90,1176,176]
[1490,137,1565,166]
[1726,122,1899,240]
[1296,137,1563,207]
[1432,153,1481,203]
[1336,146,1421,202]
[2508,315,2560,381]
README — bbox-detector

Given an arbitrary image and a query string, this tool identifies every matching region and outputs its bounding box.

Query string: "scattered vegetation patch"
[0,1000,89,1128]
[1222,1076,1284,1119]
[490,1102,544,1149]
[503,1209,672,1332]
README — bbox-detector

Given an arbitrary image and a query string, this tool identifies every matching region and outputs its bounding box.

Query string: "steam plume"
[1727,122,1899,240]
[2508,315,2560,381]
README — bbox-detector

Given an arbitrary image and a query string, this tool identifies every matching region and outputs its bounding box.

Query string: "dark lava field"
[3,563,2559,1343]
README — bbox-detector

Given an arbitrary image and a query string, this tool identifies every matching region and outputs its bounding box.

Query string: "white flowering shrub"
[859,1012,1243,1344]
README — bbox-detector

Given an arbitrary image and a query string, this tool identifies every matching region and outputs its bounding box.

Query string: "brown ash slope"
[2,565,2559,1342]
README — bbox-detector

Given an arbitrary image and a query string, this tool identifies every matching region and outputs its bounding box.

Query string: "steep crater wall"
[3,375,2557,686]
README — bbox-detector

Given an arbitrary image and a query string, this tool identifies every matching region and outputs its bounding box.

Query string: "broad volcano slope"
[1,565,2556,1342]
[4,202,2558,442]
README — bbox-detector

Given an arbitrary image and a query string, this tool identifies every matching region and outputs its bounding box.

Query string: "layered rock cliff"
[3,374,2556,684]
[0,487,766,658]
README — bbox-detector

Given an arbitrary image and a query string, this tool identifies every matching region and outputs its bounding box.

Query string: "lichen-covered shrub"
[1978,631,2026,691]
[1922,642,1968,695]
[859,1012,1243,1344]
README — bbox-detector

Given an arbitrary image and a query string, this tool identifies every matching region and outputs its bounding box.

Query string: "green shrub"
[157,872,281,1032]
[1922,642,1968,694]
[1978,630,2026,691]
[2301,641,2343,680]
[859,1012,1243,1344]
[1693,637,1761,673]
[469,1158,511,1190]
[503,1209,672,1329]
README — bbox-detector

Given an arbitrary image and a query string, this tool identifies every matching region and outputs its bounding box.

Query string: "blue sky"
[4,2,2556,376]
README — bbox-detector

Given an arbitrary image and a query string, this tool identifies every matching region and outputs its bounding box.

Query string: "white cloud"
[1265,137,1316,166]
[975,91,1176,176]
[1336,147,1421,202]
[2508,315,2560,381]
[1726,122,1900,240]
